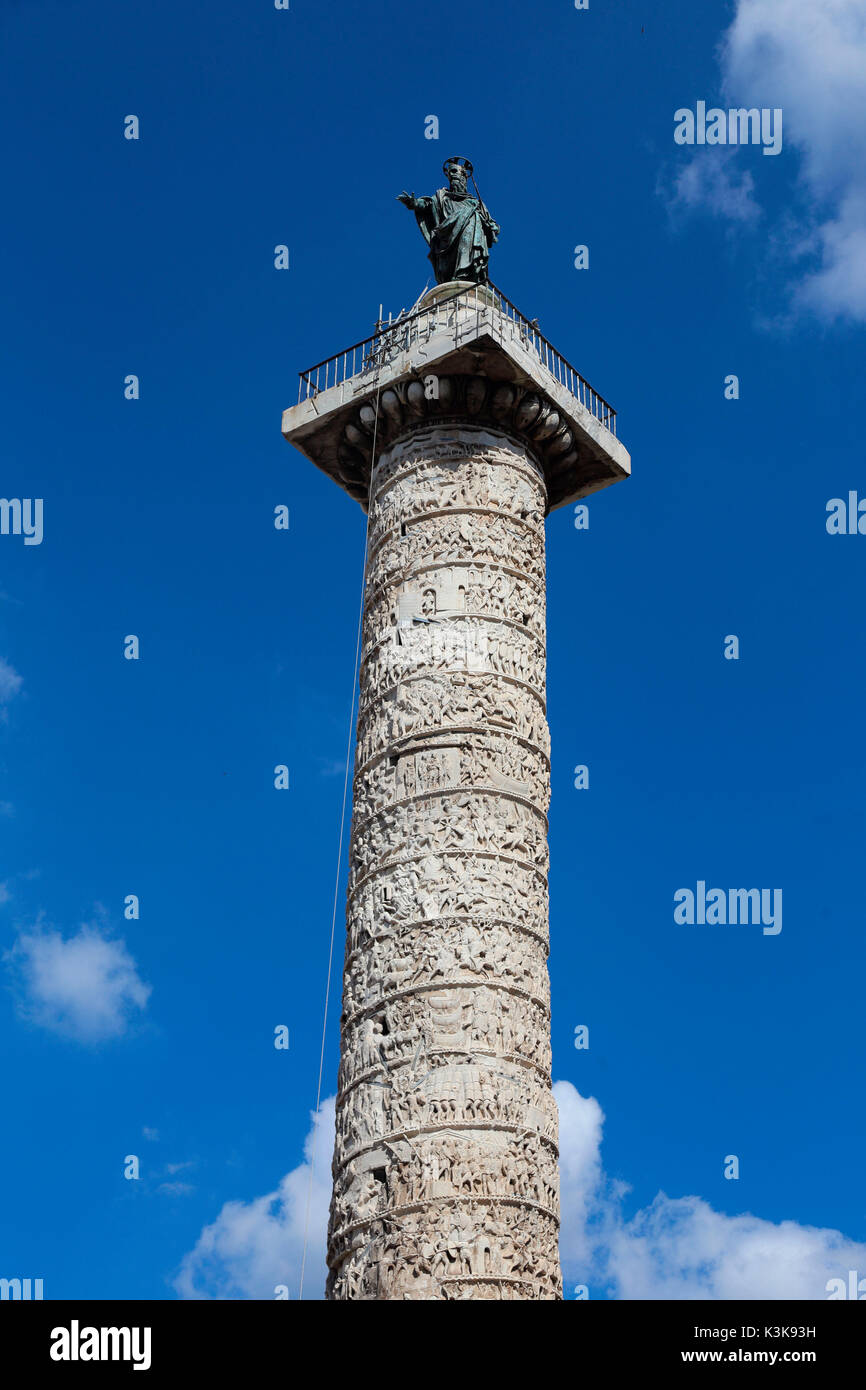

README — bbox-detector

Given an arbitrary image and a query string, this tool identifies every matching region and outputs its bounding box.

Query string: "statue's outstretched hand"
[397,191,417,209]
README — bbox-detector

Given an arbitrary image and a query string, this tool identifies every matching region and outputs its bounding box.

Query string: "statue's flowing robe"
[413,188,499,285]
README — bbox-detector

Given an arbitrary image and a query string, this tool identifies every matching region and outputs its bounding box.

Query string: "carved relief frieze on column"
[326,422,561,1300]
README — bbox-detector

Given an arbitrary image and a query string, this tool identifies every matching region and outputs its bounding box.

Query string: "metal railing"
[297,281,617,435]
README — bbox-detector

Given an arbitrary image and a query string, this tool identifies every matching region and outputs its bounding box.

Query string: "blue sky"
[2,0,865,1300]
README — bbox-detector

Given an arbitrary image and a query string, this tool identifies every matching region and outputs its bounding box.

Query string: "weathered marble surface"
[326,421,561,1301]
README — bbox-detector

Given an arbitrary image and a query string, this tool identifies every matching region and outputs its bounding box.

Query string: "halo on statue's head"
[443,156,473,176]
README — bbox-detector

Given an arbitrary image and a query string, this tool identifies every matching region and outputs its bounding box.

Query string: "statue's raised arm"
[396,157,498,286]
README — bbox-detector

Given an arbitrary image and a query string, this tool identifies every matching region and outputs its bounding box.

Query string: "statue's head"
[443,156,473,193]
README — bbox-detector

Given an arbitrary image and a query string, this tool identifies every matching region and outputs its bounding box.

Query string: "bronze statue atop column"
[398,157,499,285]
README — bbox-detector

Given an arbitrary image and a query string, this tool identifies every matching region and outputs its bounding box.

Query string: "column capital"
[282,283,630,515]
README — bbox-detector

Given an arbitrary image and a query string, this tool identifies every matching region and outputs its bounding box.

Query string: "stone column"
[282,280,630,1301]
[327,407,560,1300]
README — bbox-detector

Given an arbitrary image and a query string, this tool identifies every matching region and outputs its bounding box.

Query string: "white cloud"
[0,656,23,718]
[555,1080,866,1300]
[556,1078,607,1267]
[5,921,151,1042]
[668,149,760,224]
[604,1194,866,1300]
[668,0,866,320]
[174,1099,334,1300]
[176,1083,863,1301]
[0,883,11,905]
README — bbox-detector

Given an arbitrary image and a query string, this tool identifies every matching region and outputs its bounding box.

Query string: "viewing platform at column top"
[281,280,631,516]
